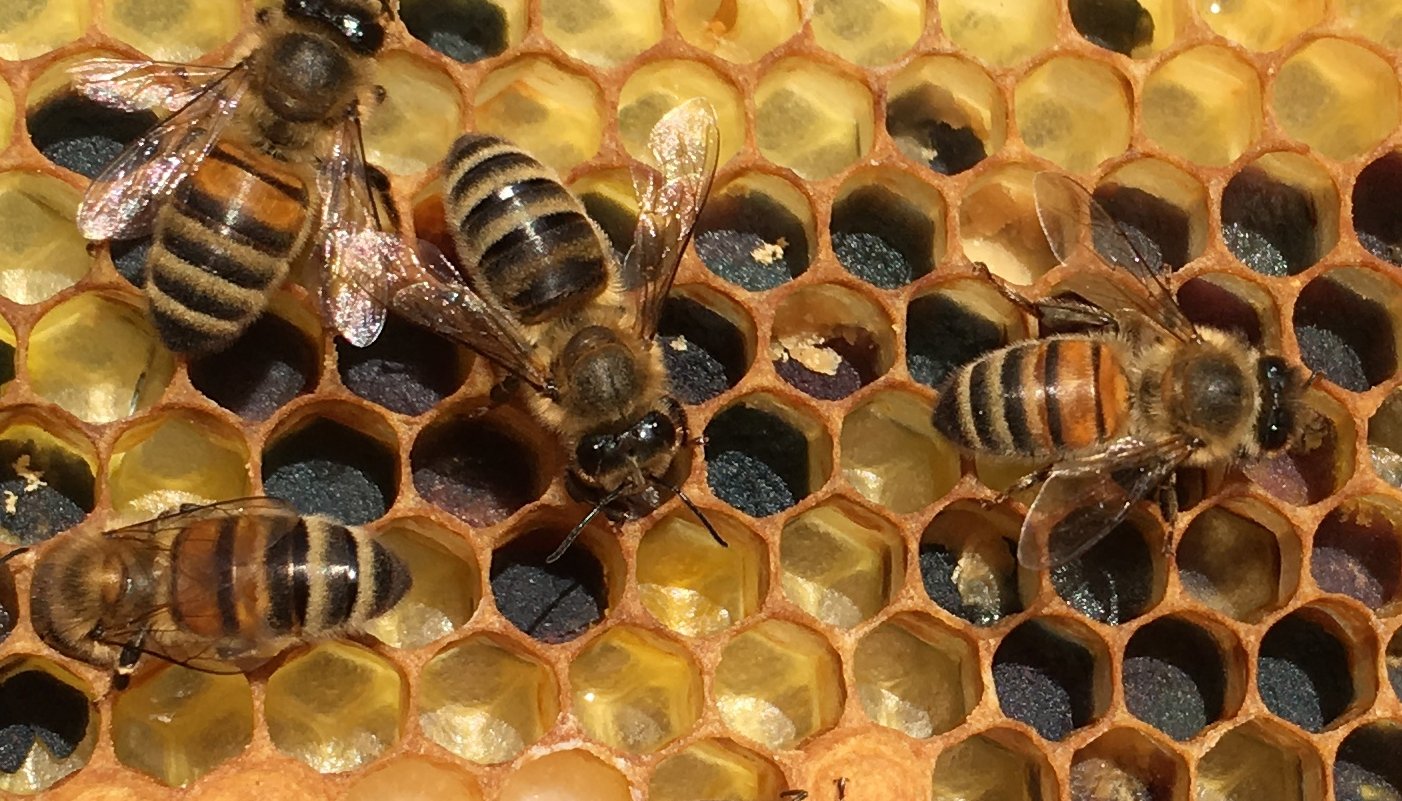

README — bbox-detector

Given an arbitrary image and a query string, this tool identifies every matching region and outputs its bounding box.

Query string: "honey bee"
[386,100,721,561]
[933,173,1308,569]
[71,0,405,354]
[29,498,410,687]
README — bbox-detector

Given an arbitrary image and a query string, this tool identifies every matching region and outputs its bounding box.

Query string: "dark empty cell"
[1122,618,1226,740]
[579,191,636,264]
[261,418,397,525]
[399,0,509,62]
[919,541,1022,626]
[27,93,156,179]
[1068,0,1154,55]
[1353,153,1402,266]
[0,564,15,644]
[1092,185,1190,271]
[1221,167,1320,276]
[1257,612,1353,732]
[657,296,748,405]
[694,191,810,291]
[885,91,987,175]
[412,416,541,527]
[337,315,464,416]
[831,185,936,289]
[1294,276,1395,391]
[0,440,93,545]
[1050,521,1154,625]
[189,315,318,421]
[704,406,810,517]
[490,527,607,643]
[906,291,1007,388]
[1311,508,1401,609]
[1176,277,1263,347]
[109,237,151,286]
[1336,724,1402,801]
[1247,413,1342,506]
[0,669,90,773]
[0,339,13,388]
[992,621,1099,741]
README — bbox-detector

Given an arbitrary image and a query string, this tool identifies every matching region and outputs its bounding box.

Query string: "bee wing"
[390,241,556,394]
[77,64,250,241]
[1018,437,1192,569]
[622,98,720,341]
[315,117,405,347]
[69,57,236,113]
[1033,172,1199,343]
[103,496,304,539]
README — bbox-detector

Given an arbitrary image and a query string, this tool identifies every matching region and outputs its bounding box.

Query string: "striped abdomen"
[933,337,1131,457]
[167,514,409,648]
[442,134,608,325]
[147,140,311,353]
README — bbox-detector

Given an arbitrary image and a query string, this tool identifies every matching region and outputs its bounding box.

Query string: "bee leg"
[490,375,523,406]
[1157,471,1180,559]
[111,631,148,690]
[983,463,1053,506]
[971,262,1115,333]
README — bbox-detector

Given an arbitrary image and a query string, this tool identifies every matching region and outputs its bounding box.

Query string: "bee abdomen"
[443,134,607,324]
[933,339,1129,456]
[264,518,409,636]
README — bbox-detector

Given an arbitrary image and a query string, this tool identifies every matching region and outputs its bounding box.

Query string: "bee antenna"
[1305,369,1324,389]
[0,547,28,565]
[650,477,727,549]
[547,485,627,564]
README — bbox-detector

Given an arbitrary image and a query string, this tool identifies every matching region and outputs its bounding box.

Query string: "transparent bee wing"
[77,64,250,241]
[1033,172,1199,343]
[69,57,236,113]
[623,98,720,341]
[389,241,556,395]
[1018,437,1191,569]
[103,496,304,539]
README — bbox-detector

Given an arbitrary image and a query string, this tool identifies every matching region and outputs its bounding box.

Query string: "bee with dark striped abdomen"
[29,498,409,686]
[387,100,722,561]
[933,173,1308,569]
[71,0,408,353]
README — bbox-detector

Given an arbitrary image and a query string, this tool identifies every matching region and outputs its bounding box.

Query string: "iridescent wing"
[389,242,556,395]
[1017,437,1192,569]
[623,98,720,341]
[76,63,250,241]
[70,57,235,113]
[1034,172,1199,343]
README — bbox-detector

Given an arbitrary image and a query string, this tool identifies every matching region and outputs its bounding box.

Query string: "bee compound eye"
[576,434,614,478]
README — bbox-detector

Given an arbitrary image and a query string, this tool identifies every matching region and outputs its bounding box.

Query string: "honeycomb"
[1,0,1402,799]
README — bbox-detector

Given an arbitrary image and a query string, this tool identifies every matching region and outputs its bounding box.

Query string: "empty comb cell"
[0,656,97,794]
[540,0,661,68]
[714,620,844,750]
[106,409,252,520]
[647,739,785,801]
[0,173,91,305]
[637,508,766,637]
[0,0,87,60]
[1196,720,1324,801]
[97,0,241,61]
[110,664,253,787]
[853,613,978,738]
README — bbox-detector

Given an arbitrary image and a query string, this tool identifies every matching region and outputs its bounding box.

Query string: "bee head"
[1255,355,1307,454]
[30,536,153,670]
[281,0,389,55]
[573,407,682,500]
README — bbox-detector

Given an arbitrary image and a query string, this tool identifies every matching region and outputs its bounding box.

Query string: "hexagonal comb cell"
[189,309,320,421]
[1368,387,1402,488]
[853,613,978,738]
[570,626,702,754]
[1221,153,1336,276]
[473,55,603,174]
[780,498,903,628]
[992,618,1109,741]
[1067,0,1161,56]
[261,407,399,525]
[0,172,91,305]
[417,633,559,765]
[336,316,468,416]
[498,749,630,801]
[1258,604,1373,733]
[618,60,745,168]
[1334,722,1402,801]
[1176,499,1298,621]
[399,0,523,63]
[694,172,815,291]
[264,642,404,773]
[842,391,958,515]
[704,394,833,518]
[1197,0,1323,51]
[1271,37,1398,162]
[920,501,1025,626]
[541,0,661,68]
[648,738,784,801]
[0,657,96,794]
[714,619,844,750]
[0,0,87,60]
[97,0,240,60]
[754,58,873,181]
[907,277,1028,388]
[111,664,252,787]
[1341,0,1402,49]
[929,729,1055,801]
[1122,615,1235,740]
[1014,56,1132,173]
[362,518,478,649]
[411,409,546,528]
[107,410,252,519]
[1353,152,1402,266]
[770,284,895,401]
[637,508,765,637]
[345,756,484,801]
[1093,161,1208,272]
[960,165,1059,285]
[938,0,1058,67]
[831,168,944,289]
[1050,510,1163,625]
[1293,268,1402,392]
[0,413,95,545]
[658,288,754,406]
[1176,272,1276,352]
[811,0,922,66]
[673,0,802,63]
[363,50,465,176]
[1310,496,1402,611]
[886,56,1003,176]
[1196,720,1324,801]
[1246,388,1355,507]
[1070,727,1186,801]
[490,522,614,642]
[1140,45,1262,167]
[27,68,156,180]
